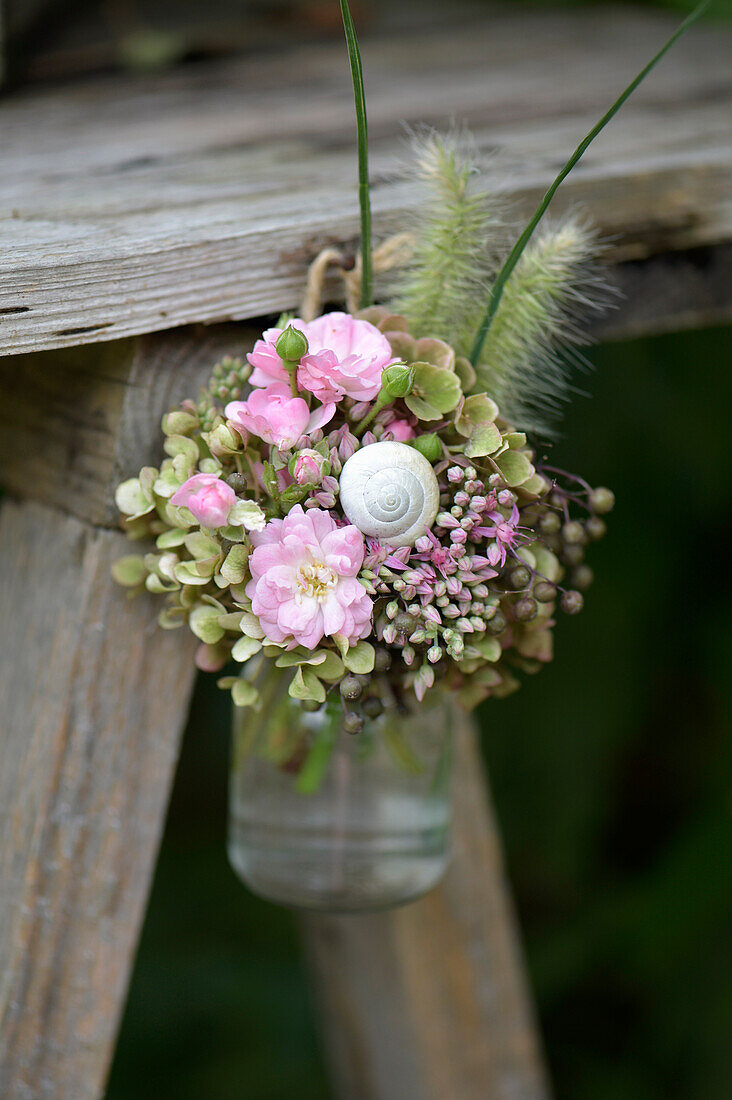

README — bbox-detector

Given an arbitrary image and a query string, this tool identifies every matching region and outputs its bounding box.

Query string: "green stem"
[353,390,390,436]
[469,0,711,367]
[340,0,372,308]
[283,361,299,398]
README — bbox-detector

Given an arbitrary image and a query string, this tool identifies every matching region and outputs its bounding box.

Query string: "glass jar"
[228,665,453,912]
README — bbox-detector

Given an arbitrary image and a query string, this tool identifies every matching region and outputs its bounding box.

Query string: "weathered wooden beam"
[302,724,549,1100]
[0,328,242,1099]
[0,323,256,526]
[0,500,197,1100]
[0,5,729,355]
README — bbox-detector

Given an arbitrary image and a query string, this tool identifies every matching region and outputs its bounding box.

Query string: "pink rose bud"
[171,473,236,528]
[293,449,327,485]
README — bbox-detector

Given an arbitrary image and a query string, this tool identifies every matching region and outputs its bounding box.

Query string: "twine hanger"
[299,232,413,321]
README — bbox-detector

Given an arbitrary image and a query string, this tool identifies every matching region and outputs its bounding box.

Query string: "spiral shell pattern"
[339,440,440,547]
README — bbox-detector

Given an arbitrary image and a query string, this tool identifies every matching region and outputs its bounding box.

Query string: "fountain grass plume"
[473,214,612,436]
[395,132,504,352]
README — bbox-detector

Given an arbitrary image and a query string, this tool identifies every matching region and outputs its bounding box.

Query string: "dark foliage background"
[107,323,732,1099]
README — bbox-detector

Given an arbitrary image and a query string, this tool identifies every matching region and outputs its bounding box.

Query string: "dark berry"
[373,647,392,673]
[486,610,507,635]
[539,511,561,535]
[339,674,363,701]
[344,712,364,735]
[570,564,594,591]
[534,581,556,603]
[560,589,584,615]
[562,521,585,545]
[585,516,607,541]
[508,565,531,590]
[362,696,384,719]
[514,597,538,622]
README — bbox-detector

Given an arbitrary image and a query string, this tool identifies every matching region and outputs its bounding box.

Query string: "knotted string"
[299,232,413,321]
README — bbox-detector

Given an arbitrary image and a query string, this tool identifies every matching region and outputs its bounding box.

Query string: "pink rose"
[225,383,335,450]
[246,505,373,649]
[382,418,415,442]
[248,312,395,403]
[293,448,327,485]
[171,473,236,528]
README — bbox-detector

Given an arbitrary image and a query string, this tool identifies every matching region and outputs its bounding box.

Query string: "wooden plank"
[0,323,256,526]
[0,5,729,355]
[0,501,198,1100]
[0,327,238,1098]
[302,723,549,1100]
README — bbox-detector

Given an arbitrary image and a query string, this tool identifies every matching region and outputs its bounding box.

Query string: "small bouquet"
[113,1,703,733]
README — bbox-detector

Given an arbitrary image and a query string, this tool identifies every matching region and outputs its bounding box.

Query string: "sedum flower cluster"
[114,306,612,727]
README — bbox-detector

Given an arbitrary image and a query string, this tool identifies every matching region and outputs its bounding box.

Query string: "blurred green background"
[106,323,732,1099]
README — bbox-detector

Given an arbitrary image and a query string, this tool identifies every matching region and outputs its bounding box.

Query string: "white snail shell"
[339,440,440,547]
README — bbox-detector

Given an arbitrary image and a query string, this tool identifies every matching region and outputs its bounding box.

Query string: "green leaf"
[231,679,261,709]
[220,545,249,585]
[111,555,146,587]
[173,561,211,586]
[464,423,503,458]
[408,363,462,417]
[340,0,372,307]
[288,667,326,703]
[163,434,199,466]
[455,393,499,434]
[231,635,263,662]
[155,529,187,549]
[343,640,375,674]
[495,450,534,487]
[189,605,225,644]
[185,532,220,559]
[228,499,266,531]
[403,393,441,421]
[275,648,321,668]
[413,337,455,371]
[162,410,198,436]
[153,466,184,499]
[469,0,712,366]
[145,573,179,594]
[115,478,153,517]
[158,606,185,630]
[504,431,527,449]
[454,356,477,392]
[313,651,346,681]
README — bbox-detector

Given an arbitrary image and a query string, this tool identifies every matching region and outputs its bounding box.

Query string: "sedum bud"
[589,487,615,514]
[381,362,415,398]
[275,324,309,363]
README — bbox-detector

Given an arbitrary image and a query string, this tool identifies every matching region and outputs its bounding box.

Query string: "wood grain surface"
[0,5,730,355]
[0,329,228,1099]
[0,323,256,526]
[303,722,549,1100]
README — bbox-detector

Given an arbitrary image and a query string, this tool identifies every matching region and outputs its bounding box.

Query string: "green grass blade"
[340,0,373,308]
[469,0,711,367]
